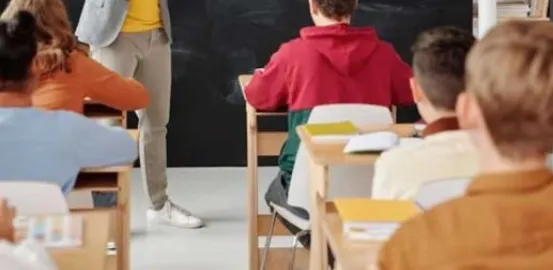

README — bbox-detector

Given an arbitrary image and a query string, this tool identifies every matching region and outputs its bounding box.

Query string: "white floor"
[128,167,284,270]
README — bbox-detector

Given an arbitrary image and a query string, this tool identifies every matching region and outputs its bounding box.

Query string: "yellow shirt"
[121,0,162,33]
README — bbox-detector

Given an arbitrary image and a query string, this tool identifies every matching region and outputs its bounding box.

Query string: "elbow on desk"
[118,84,151,111]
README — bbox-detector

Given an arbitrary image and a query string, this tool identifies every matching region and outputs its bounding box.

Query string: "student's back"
[247,24,412,111]
[372,27,478,200]
[246,0,414,264]
[0,11,137,195]
[0,108,137,194]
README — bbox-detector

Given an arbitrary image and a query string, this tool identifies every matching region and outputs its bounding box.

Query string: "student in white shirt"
[0,11,137,195]
[372,26,479,200]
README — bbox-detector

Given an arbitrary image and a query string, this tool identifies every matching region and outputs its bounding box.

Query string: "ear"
[308,0,318,16]
[456,92,482,130]
[409,77,426,103]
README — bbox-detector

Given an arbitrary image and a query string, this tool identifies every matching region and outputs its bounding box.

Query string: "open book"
[343,131,422,154]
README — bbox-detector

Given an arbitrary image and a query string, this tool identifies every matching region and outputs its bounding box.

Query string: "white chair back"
[0,182,68,216]
[414,177,471,210]
[287,104,394,214]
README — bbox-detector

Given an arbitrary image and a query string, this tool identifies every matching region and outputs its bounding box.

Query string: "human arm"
[390,51,414,106]
[244,45,289,110]
[64,113,138,168]
[78,54,150,111]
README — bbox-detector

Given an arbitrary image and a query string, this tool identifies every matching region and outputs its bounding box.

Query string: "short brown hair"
[1,0,87,78]
[412,26,475,110]
[467,20,553,159]
[313,0,357,21]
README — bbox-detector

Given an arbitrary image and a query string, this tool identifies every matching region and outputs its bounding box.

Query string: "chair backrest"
[414,177,471,210]
[0,182,68,216]
[287,104,394,214]
[307,104,394,126]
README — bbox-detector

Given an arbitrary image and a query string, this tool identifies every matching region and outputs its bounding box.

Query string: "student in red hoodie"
[244,0,413,260]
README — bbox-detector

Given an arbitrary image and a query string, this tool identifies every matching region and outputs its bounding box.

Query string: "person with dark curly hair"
[245,0,414,267]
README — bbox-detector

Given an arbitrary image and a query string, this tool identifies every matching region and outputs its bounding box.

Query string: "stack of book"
[334,198,420,241]
[303,121,359,144]
[498,0,532,18]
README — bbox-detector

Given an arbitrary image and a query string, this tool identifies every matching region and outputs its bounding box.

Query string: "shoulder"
[377,139,425,167]
[276,38,303,57]
[381,197,474,265]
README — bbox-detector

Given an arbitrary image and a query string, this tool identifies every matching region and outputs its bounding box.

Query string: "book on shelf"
[334,198,421,241]
[304,121,359,143]
[14,215,83,248]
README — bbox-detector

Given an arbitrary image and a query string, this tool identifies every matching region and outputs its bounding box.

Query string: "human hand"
[0,199,15,242]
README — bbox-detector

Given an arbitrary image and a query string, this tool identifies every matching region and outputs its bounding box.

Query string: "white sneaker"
[147,201,204,229]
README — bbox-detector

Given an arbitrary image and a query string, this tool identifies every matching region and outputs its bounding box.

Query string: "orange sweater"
[33,51,149,113]
[379,169,553,270]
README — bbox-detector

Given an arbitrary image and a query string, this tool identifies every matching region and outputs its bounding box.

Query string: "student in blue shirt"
[0,11,138,195]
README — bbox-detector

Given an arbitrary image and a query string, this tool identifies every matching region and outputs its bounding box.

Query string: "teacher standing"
[76,0,203,229]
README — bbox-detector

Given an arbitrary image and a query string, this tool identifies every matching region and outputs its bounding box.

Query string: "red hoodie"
[244,23,414,183]
[245,23,414,111]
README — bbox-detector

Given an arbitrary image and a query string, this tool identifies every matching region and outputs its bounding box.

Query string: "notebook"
[14,215,83,248]
[343,132,422,153]
[334,198,421,240]
[304,121,359,143]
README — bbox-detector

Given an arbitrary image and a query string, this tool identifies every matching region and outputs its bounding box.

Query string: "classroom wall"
[0,0,472,167]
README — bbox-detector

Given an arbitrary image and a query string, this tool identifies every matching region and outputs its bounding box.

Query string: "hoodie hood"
[300,24,380,75]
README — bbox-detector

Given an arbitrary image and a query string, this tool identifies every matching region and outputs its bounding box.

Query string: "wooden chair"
[246,103,291,270]
[83,99,127,128]
[240,75,298,270]
[73,101,133,270]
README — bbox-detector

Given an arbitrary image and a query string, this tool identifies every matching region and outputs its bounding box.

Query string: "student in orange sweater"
[378,20,553,269]
[1,0,149,114]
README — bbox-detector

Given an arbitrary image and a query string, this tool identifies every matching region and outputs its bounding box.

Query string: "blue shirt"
[0,108,138,194]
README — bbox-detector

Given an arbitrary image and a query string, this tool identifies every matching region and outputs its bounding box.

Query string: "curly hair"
[313,0,357,21]
[1,0,87,78]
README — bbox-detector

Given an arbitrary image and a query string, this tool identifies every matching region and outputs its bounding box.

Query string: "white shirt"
[372,130,478,200]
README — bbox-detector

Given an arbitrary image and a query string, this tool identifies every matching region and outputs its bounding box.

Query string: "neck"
[0,92,32,107]
[422,109,457,124]
[476,134,548,174]
[313,16,351,27]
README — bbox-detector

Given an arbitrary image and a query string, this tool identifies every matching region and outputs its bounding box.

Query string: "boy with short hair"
[244,0,413,244]
[378,20,553,269]
[372,26,478,200]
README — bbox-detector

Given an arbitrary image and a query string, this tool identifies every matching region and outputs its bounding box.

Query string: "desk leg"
[309,159,328,270]
[117,170,131,270]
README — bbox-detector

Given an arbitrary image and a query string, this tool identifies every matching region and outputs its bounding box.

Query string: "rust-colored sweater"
[379,169,553,270]
[33,51,149,113]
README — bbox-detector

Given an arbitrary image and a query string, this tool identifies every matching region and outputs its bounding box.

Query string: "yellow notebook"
[304,121,358,143]
[334,198,420,240]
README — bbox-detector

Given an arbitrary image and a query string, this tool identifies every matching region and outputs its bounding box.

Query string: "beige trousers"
[91,29,171,209]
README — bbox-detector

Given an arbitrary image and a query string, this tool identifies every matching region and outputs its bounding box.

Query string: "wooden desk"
[71,129,138,270]
[17,210,112,270]
[321,202,381,270]
[297,124,413,270]
[84,99,126,127]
